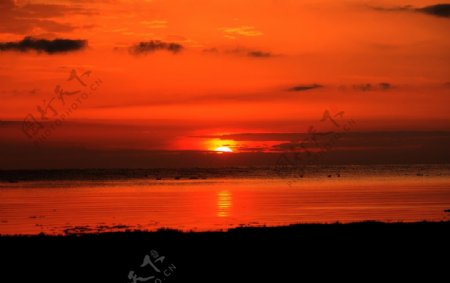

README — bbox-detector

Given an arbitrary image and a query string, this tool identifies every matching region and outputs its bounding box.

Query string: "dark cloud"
[203,131,450,144]
[271,131,450,154]
[227,47,274,58]
[418,4,450,18]
[204,47,274,58]
[378,82,392,90]
[235,146,266,152]
[370,5,412,13]
[246,50,273,58]
[351,83,392,92]
[191,131,450,163]
[129,40,183,55]
[194,133,309,142]
[2,118,450,168]
[0,37,87,54]
[287,84,323,92]
[371,3,450,18]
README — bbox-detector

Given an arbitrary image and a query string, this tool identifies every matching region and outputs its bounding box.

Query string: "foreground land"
[1,221,449,282]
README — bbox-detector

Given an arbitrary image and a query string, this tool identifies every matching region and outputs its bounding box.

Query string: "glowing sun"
[215,146,233,153]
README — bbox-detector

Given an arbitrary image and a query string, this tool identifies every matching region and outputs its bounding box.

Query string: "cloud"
[140,20,168,29]
[371,3,450,18]
[350,83,392,92]
[217,131,450,152]
[203,47,219,53]
[287,84,323,92]
[129,40,183,55]
[11,1,95,18]
[194,133,310,142]
[0,36,87,54]
[418,4,450,18]
[370,5,412,13]
[204,47,274,58]
[193,131,450,159]
[246,50,272,58]
[2,130,450,168]
[228,47,273,58]
[0,88,40,96]
[0,0,95,34]
[220,26,263,39]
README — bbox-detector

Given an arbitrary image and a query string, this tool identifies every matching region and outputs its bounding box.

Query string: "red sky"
[0,0,449,168]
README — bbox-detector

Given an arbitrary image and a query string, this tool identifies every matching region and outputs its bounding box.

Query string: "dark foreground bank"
[1,221,450,282]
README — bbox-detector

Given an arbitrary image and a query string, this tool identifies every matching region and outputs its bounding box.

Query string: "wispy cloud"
[220,26,263,39]
[197,131,450,155]
[0,88,40,97]
[0,0,96,34]
[140,20,168,29]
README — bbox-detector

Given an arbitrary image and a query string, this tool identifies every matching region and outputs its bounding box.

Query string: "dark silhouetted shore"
[1,221,449,282]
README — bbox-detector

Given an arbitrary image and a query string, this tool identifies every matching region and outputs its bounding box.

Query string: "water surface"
[1,166,450,235]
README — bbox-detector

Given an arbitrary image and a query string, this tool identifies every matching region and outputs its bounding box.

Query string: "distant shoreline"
[1,163,449,182]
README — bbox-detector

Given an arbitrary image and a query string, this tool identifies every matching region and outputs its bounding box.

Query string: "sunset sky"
[0,0,449,168]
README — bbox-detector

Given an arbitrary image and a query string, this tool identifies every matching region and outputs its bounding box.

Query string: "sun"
[215,146,233,153]
[207,138,236,152]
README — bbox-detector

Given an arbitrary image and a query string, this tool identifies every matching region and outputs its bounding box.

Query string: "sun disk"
[215,146,233,152]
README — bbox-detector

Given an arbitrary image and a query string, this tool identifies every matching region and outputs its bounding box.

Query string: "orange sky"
[0,0,449,168]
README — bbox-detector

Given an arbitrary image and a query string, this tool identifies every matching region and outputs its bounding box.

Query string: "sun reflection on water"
[217,190,232,217]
